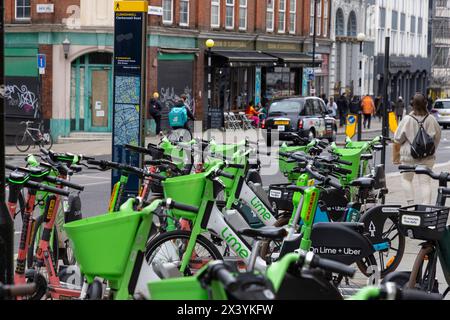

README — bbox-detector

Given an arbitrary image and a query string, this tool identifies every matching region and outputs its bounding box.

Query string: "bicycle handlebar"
[309,254,355,278]
[398,288,442,301]
[208,261,239,292]
[215,169,235,180]
[163,198,199,213]
[398,165,448,181]
[125,144,153,156]
[26,180,71,197]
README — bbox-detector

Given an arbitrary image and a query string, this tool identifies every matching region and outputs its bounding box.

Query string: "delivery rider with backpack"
[169,98,195,134]
[393,93,442,205]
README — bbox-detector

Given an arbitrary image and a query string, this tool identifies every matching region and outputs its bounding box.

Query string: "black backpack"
[409,114,436,159]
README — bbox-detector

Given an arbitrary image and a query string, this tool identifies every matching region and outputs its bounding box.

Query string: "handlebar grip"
[210,263,239,292]
[53,177,85,191]
[317,140,329,149]
[125,144,153,156]
[40,147,50,156]
[334,167,353,175]
[226,163,245,169]
[398,165,416,171]
[312,256,355,278]
[399,289,442,301]
[279,152,292,158]
[146,172,167,181]
[5,163,19,171]
[336,159,352,166]
[87,159,108,167]
[216,170,235,180]
[81,155,95,161]
[2,283,36,298]
[164,199,199,213]
[26,181,70,197]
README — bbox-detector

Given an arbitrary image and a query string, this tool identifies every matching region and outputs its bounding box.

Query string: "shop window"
[180,0,189,26]
[15,0,30,20]
[88,52,113,65]
[265,67,296,99]
[211,0,220,28]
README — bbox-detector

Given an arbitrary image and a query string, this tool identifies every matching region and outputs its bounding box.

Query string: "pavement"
[5,122,450,296]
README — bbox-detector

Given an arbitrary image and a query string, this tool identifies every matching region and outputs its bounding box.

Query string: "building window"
[15,0,31,20]
[309,0,315,36]
[239,0,247,30]
[289,0,296,34]
[267,0,274,32]
[316,0,322,36]
[392,10,398,31]
[162,0,173,24]
[347,11,357,37]
[211,0,220,27]
[323,0,328,37]
[336,8,344,36]
[226,0,234,29]
[278,0,286,33]
[379,7,386,29]
[180,0,189,26]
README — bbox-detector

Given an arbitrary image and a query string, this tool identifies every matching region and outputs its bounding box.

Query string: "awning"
[264,52,322,68]
[211,50,278,67]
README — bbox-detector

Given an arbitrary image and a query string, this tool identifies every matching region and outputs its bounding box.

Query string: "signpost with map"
[112,1,148,198]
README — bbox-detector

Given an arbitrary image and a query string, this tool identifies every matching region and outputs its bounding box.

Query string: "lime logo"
[250,197,272,221]
[221,227,249,259]
[348,115,356,125]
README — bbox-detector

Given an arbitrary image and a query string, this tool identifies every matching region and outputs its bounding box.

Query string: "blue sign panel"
[255,67,261,105]
[37,54,46,69]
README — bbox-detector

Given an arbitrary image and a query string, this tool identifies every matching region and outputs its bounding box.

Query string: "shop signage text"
[36,4,54,13]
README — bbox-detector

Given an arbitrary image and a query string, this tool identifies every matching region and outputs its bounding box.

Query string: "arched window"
[336,8,344,36]
[347,11,357,37]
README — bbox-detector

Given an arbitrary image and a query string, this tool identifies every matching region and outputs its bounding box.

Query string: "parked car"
[262,96,337,143]
[431,99,450,129]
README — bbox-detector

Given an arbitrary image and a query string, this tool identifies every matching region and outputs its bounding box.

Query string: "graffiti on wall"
[2,77,40,118]
[159,86,194,113]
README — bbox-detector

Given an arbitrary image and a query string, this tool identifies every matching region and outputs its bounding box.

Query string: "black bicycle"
[15,120,53,152]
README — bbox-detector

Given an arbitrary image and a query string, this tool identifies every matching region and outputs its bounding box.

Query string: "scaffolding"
[430,0,450,98]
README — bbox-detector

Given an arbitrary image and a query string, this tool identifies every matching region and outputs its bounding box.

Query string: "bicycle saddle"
[350,177,375,189]
[239,226,287,241]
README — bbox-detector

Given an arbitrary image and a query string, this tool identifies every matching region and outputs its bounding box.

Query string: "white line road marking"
[83,181,110,187]
[73,174,110,180]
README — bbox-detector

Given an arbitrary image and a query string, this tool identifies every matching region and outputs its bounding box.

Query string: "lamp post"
[62,37,71,59]
[356,32,366,141]
[205,39,215,111]
[311,0,318,96]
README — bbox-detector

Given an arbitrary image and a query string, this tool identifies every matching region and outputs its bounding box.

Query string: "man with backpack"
[169,98,195,131]
[393,93,442,205]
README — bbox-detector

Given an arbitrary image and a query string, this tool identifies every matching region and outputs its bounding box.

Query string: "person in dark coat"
[336,93,349,127]
[395,96,405,122]
[349,95,362,114]
[171,98,195,131]
[149,92,162,135]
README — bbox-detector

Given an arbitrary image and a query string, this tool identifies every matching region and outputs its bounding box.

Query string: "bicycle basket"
[398,205,449,241]
[163,173,206,218]
[64,211,145,281]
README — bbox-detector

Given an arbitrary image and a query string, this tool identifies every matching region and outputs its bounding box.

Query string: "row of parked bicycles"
[1,132,449,300]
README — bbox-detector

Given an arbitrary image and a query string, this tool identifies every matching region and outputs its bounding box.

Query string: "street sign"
[148,6,163,16]
[37,4,54,13]
[112,1,148,199]
[308,73,315,81]
[37,54,46,69]
[346,114,358,138]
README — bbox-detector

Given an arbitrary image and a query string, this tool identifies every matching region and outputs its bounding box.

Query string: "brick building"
[4,0,332,140]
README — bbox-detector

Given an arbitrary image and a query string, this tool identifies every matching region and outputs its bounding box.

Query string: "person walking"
[327,96,338,118]
[337,93,349,127]
[393,93,442,205]
[361,94,375,129]
[349,95,361,115]
[395,96,405,122]
[320,93,329,106]
[375,95,383,121]
[149,92,162,136]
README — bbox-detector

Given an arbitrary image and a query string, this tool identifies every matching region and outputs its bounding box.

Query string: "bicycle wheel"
[356,216,405,278]
[27,215,59,269]
[145,230,222,276]
[15,131,32,152]
[40,130,53,150]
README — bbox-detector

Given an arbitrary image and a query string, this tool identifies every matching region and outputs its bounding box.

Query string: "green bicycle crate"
[64,211,145,281]
[148,277,209,300]
[163,173,206,218]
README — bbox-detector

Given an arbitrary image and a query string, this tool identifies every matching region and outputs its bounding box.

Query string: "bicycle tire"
[145,230,222,276]
[40,130,53,150]
[356,216,405,278]
[15,131,32,152]
[85,280,104,300]
[27,215,59,269]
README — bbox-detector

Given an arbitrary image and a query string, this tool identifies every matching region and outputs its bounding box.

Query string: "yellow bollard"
[388,112,398,133]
